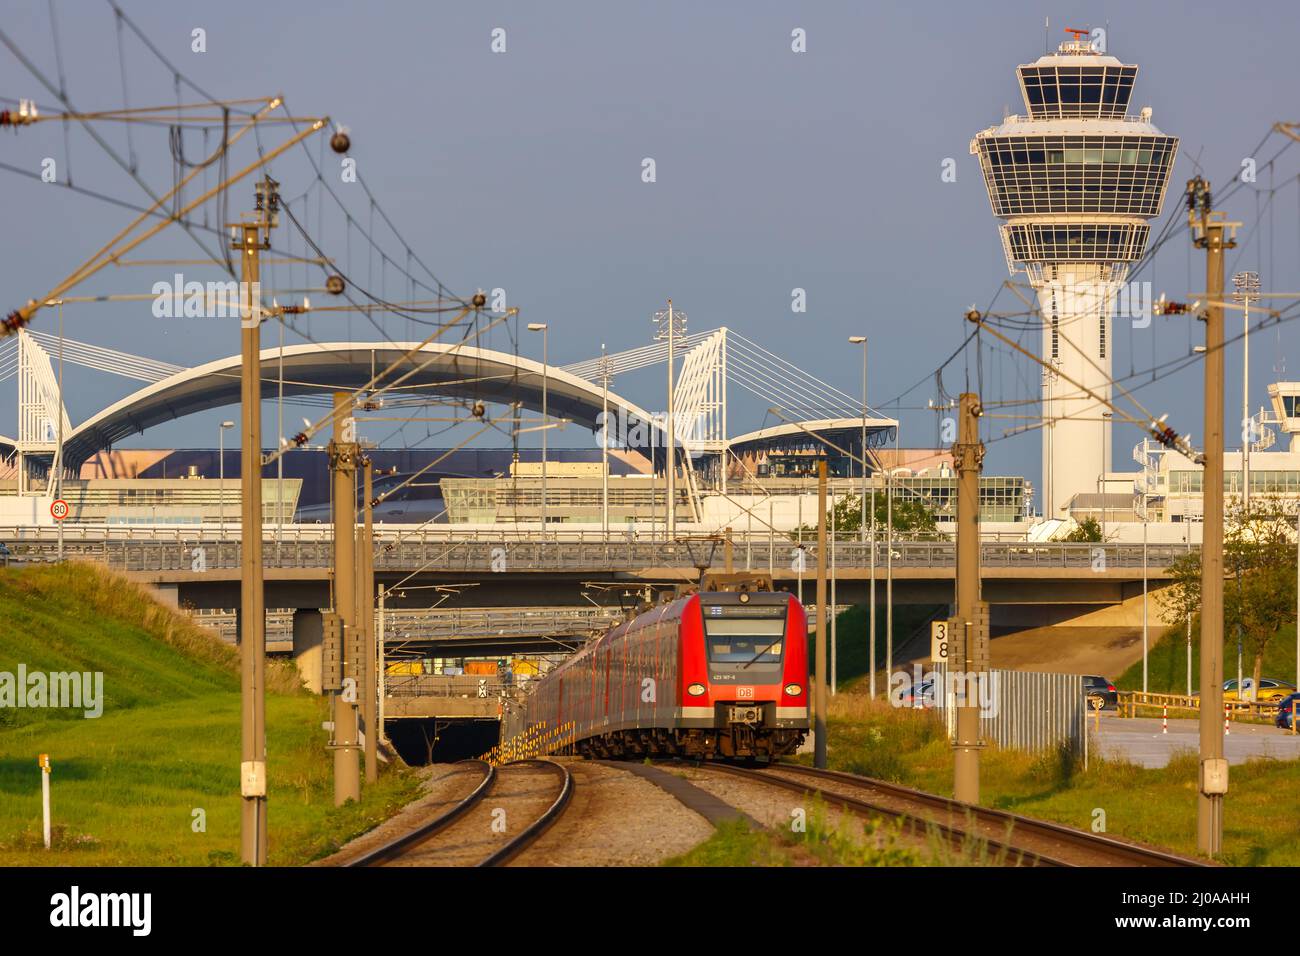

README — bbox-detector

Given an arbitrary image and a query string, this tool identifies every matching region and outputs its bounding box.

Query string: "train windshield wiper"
[741,639,781,669]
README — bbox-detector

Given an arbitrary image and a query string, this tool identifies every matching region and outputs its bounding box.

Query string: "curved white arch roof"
[729,417,898,453]
[63,341,659,467]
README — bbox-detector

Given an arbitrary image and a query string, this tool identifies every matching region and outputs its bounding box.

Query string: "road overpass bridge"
[4,527,1187,620]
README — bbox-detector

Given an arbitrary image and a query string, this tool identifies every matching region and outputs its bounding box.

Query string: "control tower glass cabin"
[970,34,1178,518]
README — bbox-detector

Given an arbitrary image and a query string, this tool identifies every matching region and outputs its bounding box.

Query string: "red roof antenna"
[1064,27,1090,40]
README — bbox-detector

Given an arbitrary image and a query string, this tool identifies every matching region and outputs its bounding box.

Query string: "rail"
[345,760,495,867]
[346,758,572,868]
[705,762,1203,866]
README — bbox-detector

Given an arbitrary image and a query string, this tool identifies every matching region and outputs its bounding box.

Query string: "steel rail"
[348,758,573,867]
[477,758,574,867]
[683,759,1060,866]
[759,762,1203,867]
[345,759,495,867]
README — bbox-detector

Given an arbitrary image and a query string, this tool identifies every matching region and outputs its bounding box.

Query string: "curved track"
[684,761,1204,867]
[347,758,573,868]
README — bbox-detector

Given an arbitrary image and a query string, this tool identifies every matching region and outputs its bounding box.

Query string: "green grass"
[1116,620,1299,695]
[0,562,420,865]
[817,693,1300,866]
[663,796,1011,866]
[824,602,945,692]
[664,801,932,867]
[664,818,794,866]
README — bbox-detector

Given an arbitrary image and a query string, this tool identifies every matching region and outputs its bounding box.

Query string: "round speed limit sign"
[50,499,70,521]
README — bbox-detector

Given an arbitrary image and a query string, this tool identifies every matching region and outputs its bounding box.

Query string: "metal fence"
[930,664,1086,754]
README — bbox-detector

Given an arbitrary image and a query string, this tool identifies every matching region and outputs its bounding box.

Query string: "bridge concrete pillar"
[292,608,324,694]
[151,584,180,609]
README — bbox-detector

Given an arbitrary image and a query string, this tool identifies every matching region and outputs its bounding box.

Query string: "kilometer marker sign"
[50,499,69,521]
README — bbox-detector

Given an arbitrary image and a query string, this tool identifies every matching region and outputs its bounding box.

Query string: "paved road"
[1092,713,1300,768]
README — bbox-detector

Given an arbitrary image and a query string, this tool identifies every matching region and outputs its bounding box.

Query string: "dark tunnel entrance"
[388,718,501,765]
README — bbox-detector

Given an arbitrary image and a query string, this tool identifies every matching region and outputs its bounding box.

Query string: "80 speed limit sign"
[50,499,70,521]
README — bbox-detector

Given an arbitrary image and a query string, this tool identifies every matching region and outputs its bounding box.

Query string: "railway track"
[346,758,573,867]
[683,761,1204,867]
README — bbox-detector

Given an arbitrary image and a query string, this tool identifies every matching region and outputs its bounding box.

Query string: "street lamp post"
[886,425,896,686]
[1233,272,1259,512]
[527,323,549,534]
[600,344,610,537]
[1100,411,1113,538]
[849,336,868,542]
[218,420,235,537]
[850,335,875,698]
[653,302,687,540]
[1142,502,1149,693]
[55,300,64,562]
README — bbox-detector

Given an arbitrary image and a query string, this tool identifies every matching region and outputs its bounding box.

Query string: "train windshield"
[702,610,787,664]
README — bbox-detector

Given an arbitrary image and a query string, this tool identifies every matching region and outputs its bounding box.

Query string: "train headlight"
[784,683,803,696]
[687,683,707,697]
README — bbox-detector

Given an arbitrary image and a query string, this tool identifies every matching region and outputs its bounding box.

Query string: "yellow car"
[1223,678,1297,702]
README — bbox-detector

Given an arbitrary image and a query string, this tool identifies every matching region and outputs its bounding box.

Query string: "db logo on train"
[50,499,69,521]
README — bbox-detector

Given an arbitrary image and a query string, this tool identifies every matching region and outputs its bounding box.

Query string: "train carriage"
[520,588,808,760]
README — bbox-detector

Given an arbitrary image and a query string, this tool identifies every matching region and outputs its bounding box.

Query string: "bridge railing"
[0,533,1197,573]
[384,674,514,700]
[383,606,622,639]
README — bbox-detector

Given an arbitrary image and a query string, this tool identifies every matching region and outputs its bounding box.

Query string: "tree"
[1159,499,1298,700]
[794,492,939,540]
[1063,516,1103,542]
[1158,549,1200,629]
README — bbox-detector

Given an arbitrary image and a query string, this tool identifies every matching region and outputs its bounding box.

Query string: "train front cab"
[680,591,809,759]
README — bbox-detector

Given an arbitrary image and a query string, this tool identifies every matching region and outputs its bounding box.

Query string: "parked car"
[1083,675,1118,711]
[1224,678,1296,703]
[898,677,937,708]
[1275,692,1300,731]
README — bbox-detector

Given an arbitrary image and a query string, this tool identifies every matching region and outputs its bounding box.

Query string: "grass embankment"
[827,603,943,691]
[0,563,419,865]
[1116,620,1298,695]
[801,693,1300,866]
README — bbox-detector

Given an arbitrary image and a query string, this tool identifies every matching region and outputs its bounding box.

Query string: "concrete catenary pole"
[1190,176,1236,855]
[953,392,985,804]
[362,456,377,784]
[814,458,829,769]
[330,391,361,805]
[237,202,269,865]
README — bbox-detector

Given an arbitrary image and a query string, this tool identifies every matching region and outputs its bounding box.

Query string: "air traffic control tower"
[971,31,1178,517]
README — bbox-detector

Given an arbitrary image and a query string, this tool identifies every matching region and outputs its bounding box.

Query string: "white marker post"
[38,754,51,849]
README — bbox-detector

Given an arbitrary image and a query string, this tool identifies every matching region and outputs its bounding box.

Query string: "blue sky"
[2,0,1298,491]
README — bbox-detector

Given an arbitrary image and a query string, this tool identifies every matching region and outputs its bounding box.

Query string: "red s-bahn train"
[520,587,809,760]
